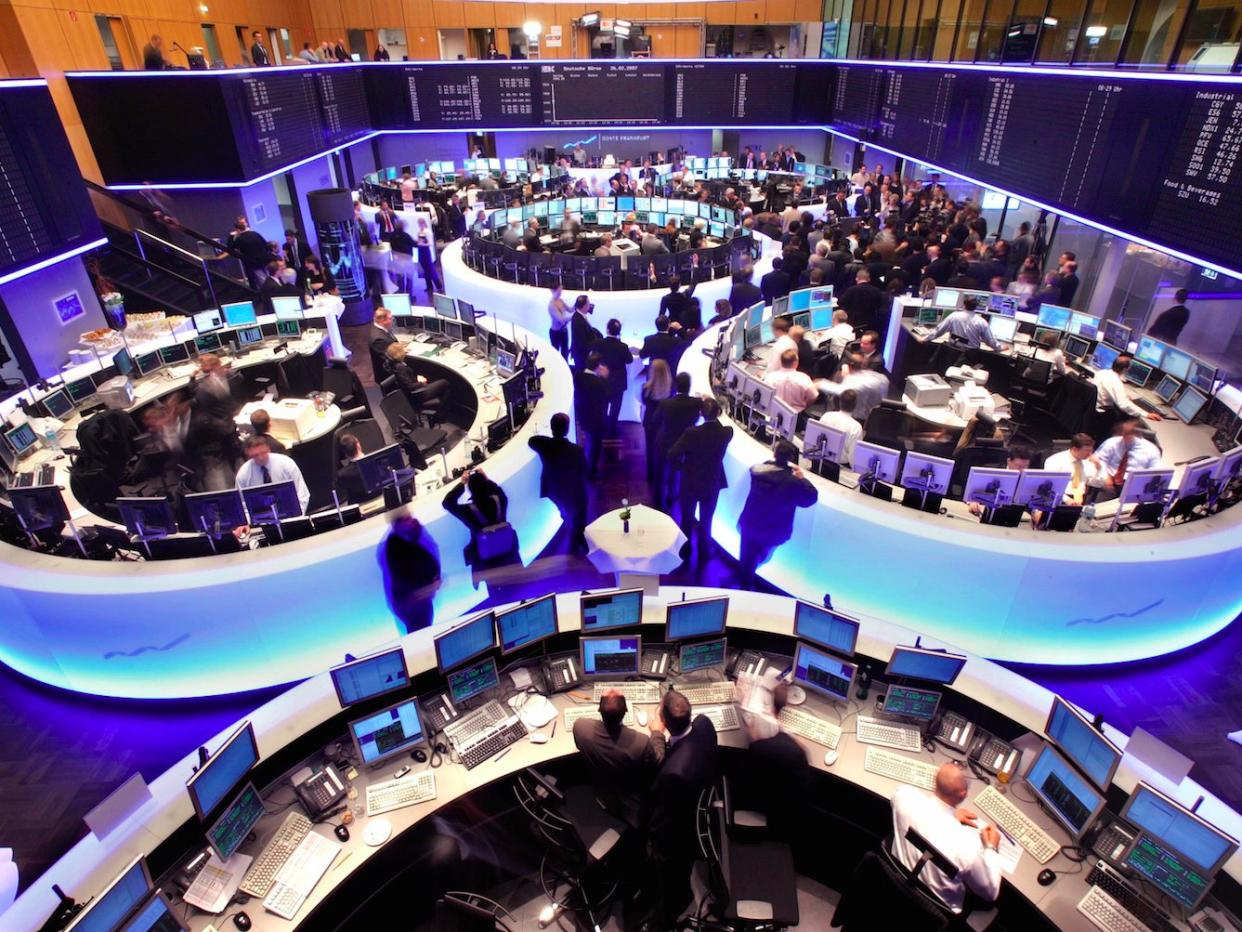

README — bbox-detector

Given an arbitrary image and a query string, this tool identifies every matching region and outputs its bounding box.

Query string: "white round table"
[585,504,687,582]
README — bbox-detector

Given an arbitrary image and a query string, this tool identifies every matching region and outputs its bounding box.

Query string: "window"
[1119,0,1188,66]
[911,0,941,58]
[1073,0,1133,64]
[202,25,222,66]
[934,0,965,57]
[979,0,1017,61]
[955,0,991,59]
[1036,0,1087,61]
[1174,0,1242,70]
[94,15,125,71]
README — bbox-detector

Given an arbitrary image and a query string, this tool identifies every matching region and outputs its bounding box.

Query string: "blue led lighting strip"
[0,238,108,286]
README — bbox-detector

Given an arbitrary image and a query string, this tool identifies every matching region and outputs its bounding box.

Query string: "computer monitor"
[792,641,857,703]
[349,696,427,768]
[157,343,189,367]
[580,588,644,632]
[1217,445,1242,483]
[747,301,766,327]
[41,388,74,419]
[963,467,1021,508]
[665,596,728,641]
[8,484,69,531]
[1023,743,1107,842]
[134,351,163,377]
[118,497,179,539]
[1032,326,1061,347]
[885,645,966,685]
[1154,374,1181,402]
[1013,469,1071,510]
[881,684,941,722]
[330,647,410,707]
[987,294,1018,317]
[194,333,223,355]
[1135,335,1166,367]
[435,611,496,673]
[1036,304,1072,330]
[1091,343,1120,371]
[222,301,258,327]
[64,856,152,932]
[186,721,258,819]
[580,635,642,678]
[1178,457,1218,499]
[1124,833,1213,910]
[117,890,189,932]
[205,781,264,860]
[432,293,457,319]
[680,637,727,674]
[1044,696,1121,790]
[854,441,901,484]
[1172,386,1207,424]
[456,300,476,323]
[916,305,941,327]
[113,347,134,378]
[271,295,303,321]
[356,444,408,496]
[769,395,799,442]
[1160,347,1192,381]
[240,480,303,521]
[793,601,859,657]
[235,325,263,347]
[1121,783,1239,873]
[810,306,833,331]
[1188,360,1216,394]
[771,295,790,317]
[194,309,224,333]
[899,451,954,496]
[496,593,559,655]
[381,292,413,316]
[1068,312,1100,340]
[933,287,960,309]
[184,489,247,536]
[276,319,301,339]
[801,421,848,466]
[447,656,499,705]
[1063,335,1091,359]
[1101,319,1131,350]
[988,315,1018,344]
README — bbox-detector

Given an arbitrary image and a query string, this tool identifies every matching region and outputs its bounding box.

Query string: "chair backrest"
[949,442,1010,498]
[380,390,417,436]
[833,850,952,932]
[346,417,386,453]
[321,364,355,400]
[277,354,312,398]
[379,374,399,397]
[863,403,911,447]
[1019,357,1053,385]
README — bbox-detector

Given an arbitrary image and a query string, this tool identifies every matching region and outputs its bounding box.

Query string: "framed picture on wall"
[54,291,86,326]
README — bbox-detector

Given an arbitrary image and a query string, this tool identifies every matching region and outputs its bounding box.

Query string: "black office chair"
[863,399,914,452]
[379,390,447,468]
[831,847,952,931]
[569,255,592,291]
[594,256,624,291]
[501,249,528,284]
[526,251,551,287]
[513,768,627,932]
[948,440,1009,500]
[432,893,517,932]
[321,364,368,416]
[276,354,313,399]
[1009,358,1055,419]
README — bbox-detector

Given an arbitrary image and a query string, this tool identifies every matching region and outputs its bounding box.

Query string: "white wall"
[0,259,107,381]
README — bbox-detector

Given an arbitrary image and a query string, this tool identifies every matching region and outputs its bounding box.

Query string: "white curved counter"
[0,324,570,699]
[680,325,1242,666]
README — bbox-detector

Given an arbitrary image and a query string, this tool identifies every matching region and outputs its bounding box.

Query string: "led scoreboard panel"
[668,62,796,124]
[540,63,666,125]
[0,82,103,279]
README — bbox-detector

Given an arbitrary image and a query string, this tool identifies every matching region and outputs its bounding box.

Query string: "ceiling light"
[1085,25,1108,37]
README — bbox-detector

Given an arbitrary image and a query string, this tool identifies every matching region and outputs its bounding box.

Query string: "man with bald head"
[890,762,1002,912]
[572,688,662,826]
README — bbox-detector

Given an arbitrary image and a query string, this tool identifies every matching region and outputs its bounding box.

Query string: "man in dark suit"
[650,373,701,510]
[573,689,663,826]
[760,256,792,305]
[369,308,398,382]
[668,397,732,565]
[282,229,311,269]
[639,316,683,371]
[658,275,694,325]
[569,296,599,371]
[574,352,610,478]
[592,318,634,437]
[737,439,817,587]
[528,413,589,551]
[335,432,368,504]
[854,182,878,218]
[923,244,954,285]
[446,195,467,240]
[728,267,761,314]
[250,30,270,65]
[836,268,885,331]
[642,690,718,928]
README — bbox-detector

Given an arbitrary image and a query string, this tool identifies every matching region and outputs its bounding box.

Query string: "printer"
[236,398,319,444]
[98,375,135,410]
[949,381,995,422]
[904,373,952,407]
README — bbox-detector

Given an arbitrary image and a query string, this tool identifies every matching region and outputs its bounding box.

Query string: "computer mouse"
[529,732,549,745]
[412,748,428,763]
[823,750,839,767]
[1037,869,1057,886]
[232,912,252,931]
[334,823,350,842]
[636,709,649,728]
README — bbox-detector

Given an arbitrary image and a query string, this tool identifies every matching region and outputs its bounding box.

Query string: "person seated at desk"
[573,689,663,826]
[594,232,623,257]
[688,219,707,250]
[926,295,1004,351]
[707,299,735,327]
[824,352,890,424]
[822,308,856,357]
[1090,419,1162,502]
[235,434,310,514]
[500,220,522,249]
[1093,354,1161,437]
[890,762,1002,914]
[384,342,451,421]
[967,445,1032,516]
[818,389,863,467]
[1044,433,1104,505]
[521,218,542,253]
[247,409,287,454]
[335,432,368,505]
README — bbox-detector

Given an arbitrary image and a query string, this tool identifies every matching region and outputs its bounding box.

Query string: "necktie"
[261,465,272,485]
[1113,446,1129,489]
[1069,458,1084,504]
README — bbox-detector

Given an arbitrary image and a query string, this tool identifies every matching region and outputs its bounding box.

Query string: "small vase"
[622,518,630,534]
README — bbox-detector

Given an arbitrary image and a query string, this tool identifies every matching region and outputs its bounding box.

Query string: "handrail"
[134,227,204,263]
[104,241,207,292]
[134,228,219,307]
[83,179,236,257]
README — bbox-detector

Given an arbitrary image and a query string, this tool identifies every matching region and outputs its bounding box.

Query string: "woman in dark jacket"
[443,468,520,582]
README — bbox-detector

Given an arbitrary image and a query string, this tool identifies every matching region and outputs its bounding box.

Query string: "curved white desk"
[683,325,1242,666]
[441,234,779,348]
[0,324,570,699]
[5,588,1238,932]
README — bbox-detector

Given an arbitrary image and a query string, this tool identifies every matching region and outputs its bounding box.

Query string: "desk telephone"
[968,733,1022,777]
[932,710,976,753]
[541,653,581,693]
[294,764,346,817]
[642,644,675,679]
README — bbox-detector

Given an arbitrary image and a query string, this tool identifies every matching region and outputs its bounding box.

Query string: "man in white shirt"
[818,389,863,466]
[765,350,818,412]
[821,353,889,424]
[765,316,798,377]
[235,434,310,514]
[927,296,1003,351]
[891,763,1002,913]
[1043,433,1104,505]
[1094,355,1160,423]
[1091,419,1162,500]
[821,308,855,357]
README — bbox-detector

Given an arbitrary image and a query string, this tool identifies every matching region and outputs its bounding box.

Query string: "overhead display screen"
[314,68,372,149]
[407,63,538,127]
[540,62,665,125]
[0,82,103,280]
[668,62,798,124]
[831,64,886,137]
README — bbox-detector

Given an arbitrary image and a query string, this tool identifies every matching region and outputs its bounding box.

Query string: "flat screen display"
[665,597,728,641]
[885,646,967,685]
[496,594,559,655]
[1024,743,1106,840]
[205,781,263,860]
[680,637,727,673]
[1044,696,1121,790]
[1122,783,1239,872]
[792,642,856,703]
[1124,834,1212,910]
[1135,335,1166,367]
[434,611,495,673]
[330,648,409,707]
[186,722,259,819]
[65,857,151,932]
[447,657,499,704]
[581,635,641,677]
[881,685,941,721]
[793,601,859,656]
[349,697,425,766]
[540,63,665,125]
[580,589,644,631]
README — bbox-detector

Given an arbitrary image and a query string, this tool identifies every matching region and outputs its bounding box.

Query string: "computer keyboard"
[676,681,737,706]
[856,716,924,752]
[239,810,313,898]
[365,771,437,816]
[456,716,527,770]
[592,681,662,704]
[862,747,938,790]
[778,706,842,748]
[1086,863,1175,932]
[696,704,740,733]
[261,830,338,920]
[562,705,637,729]
[973,784,1059,864]
[1077,885,1153,932]
[443,700,508,745]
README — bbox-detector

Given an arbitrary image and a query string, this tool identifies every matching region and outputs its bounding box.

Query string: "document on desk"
[982,824,1024,875]
[184,851,252,913]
